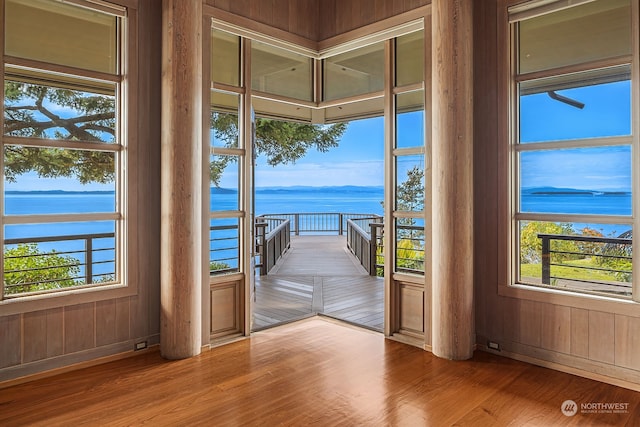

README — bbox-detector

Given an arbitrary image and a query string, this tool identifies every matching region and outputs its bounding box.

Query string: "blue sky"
[254,116,384,187]
[6,79,631,191]
[519,80,632,191]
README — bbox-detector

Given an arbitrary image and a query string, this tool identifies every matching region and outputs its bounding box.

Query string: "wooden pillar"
[160,0,203,359]
[431,0,474,360]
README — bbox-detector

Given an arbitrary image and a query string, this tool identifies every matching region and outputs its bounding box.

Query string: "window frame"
[0,0,136,313]
[501,0,640,309]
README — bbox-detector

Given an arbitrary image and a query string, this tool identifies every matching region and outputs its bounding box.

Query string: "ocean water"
[3,188,633,278]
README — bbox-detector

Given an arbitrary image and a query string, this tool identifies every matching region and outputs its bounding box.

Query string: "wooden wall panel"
[318,0,430,40]
[64,303,95,354]
[208,0,428,41]
[209,0,318,41]
[210,281,241,338]
[96,298,130,347]
[588,311,615,364]
[0,315,21,368]
[519,300,542,348]
[96,300,118,347]
[570,307,589,358]
[615,315,640,370]
[23,311,47,363]
[540,304,570,354]
[399,283,424,336]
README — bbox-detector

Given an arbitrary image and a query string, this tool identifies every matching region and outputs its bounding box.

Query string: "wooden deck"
[253,235,383,331]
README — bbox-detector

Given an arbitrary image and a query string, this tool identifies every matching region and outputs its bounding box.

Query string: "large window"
[1,0,127,299]
[510,0,635,299]
[210,30,244,276]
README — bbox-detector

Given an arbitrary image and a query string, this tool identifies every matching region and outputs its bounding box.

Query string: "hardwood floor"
[253,235,383,331]
[2,317,639,426]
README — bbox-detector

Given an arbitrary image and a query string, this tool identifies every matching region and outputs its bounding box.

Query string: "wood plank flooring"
[2,317,639,426]
[253,235,383,331]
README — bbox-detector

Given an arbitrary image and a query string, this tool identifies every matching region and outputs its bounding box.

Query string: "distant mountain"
[5,190,114,195]
[255,185,383,194]
[522,186,630,195]
[210,187,237,194]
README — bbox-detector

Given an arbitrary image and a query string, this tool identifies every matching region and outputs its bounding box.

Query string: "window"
[510,0,635,299]
[323,42,385,101]
[2,0,127,299]
[393,90,425,275]
[252,41,313,102]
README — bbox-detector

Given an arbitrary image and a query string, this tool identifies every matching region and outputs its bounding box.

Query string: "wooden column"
[431,0,474,360]
[160,0,203,359]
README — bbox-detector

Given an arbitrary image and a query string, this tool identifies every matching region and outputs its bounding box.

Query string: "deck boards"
[253,235,384,331]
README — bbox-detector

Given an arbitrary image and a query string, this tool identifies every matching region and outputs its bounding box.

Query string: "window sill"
[498,282,640,317]
[0,282,136,316]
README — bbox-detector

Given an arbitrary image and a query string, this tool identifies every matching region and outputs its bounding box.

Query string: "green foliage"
[5,82,348,187]
[4,81,116,184]
[519,221,577,264]
[4,243,80,294]
[396,238,424,272]
[396,166,424,212]
[520,259,621,283]
[210,261,231,273]
[520,222,632,285]
[210,111,347,186]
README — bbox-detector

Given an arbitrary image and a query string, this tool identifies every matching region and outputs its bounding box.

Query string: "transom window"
[509,0,636,299]
[1,0,127,299]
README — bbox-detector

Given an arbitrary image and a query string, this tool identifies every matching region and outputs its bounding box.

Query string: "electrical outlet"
[135,341,148,351]
[487,341,501,351]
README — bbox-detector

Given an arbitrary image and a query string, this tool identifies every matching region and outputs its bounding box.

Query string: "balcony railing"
[4,232,116,296]
[537,233,632,296]
[209,224,240,275]
[255,217,291,275]
[258,212,381,236]
[346,218,383,276]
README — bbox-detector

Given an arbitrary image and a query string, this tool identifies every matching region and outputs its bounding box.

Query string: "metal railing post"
[541,235,551,285]
[295,214,300,236]
[85,237,93,284]
[255,222,268,275]
[369,223,378,276]
[339,213,344,235]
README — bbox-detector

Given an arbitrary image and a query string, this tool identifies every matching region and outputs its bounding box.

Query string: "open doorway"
[251,113,385,331]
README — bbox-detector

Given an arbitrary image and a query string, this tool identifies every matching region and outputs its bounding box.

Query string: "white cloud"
[254,160,384,187]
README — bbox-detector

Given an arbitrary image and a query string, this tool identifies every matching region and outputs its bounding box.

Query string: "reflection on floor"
[253,235,383,331]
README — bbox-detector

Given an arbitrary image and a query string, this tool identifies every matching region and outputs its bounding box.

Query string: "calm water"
[5,188,633,238]
[3,188,632,275]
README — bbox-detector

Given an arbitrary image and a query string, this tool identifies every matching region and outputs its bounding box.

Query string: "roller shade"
[514,0,631,75]
[5,0,119,75]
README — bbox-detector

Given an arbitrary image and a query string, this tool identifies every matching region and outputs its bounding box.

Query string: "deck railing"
[258,213,382,236]
[255,217,291,275]
[538,233,632,294]
[4,232,116,295]
[346,218,383,276]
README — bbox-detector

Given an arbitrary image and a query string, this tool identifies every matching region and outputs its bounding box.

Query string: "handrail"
[4,232,116,295]
[255,218,291,275]
[346,218,384,276]
[537,233,632,290]
[258,213,382,235]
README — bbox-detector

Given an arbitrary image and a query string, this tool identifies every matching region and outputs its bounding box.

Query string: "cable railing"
[209,224,240,275]
[258,212,382,235]
[537,233,632,296]
[255,217,291,275]
[4,232,116,296]
[346,218,383,276]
